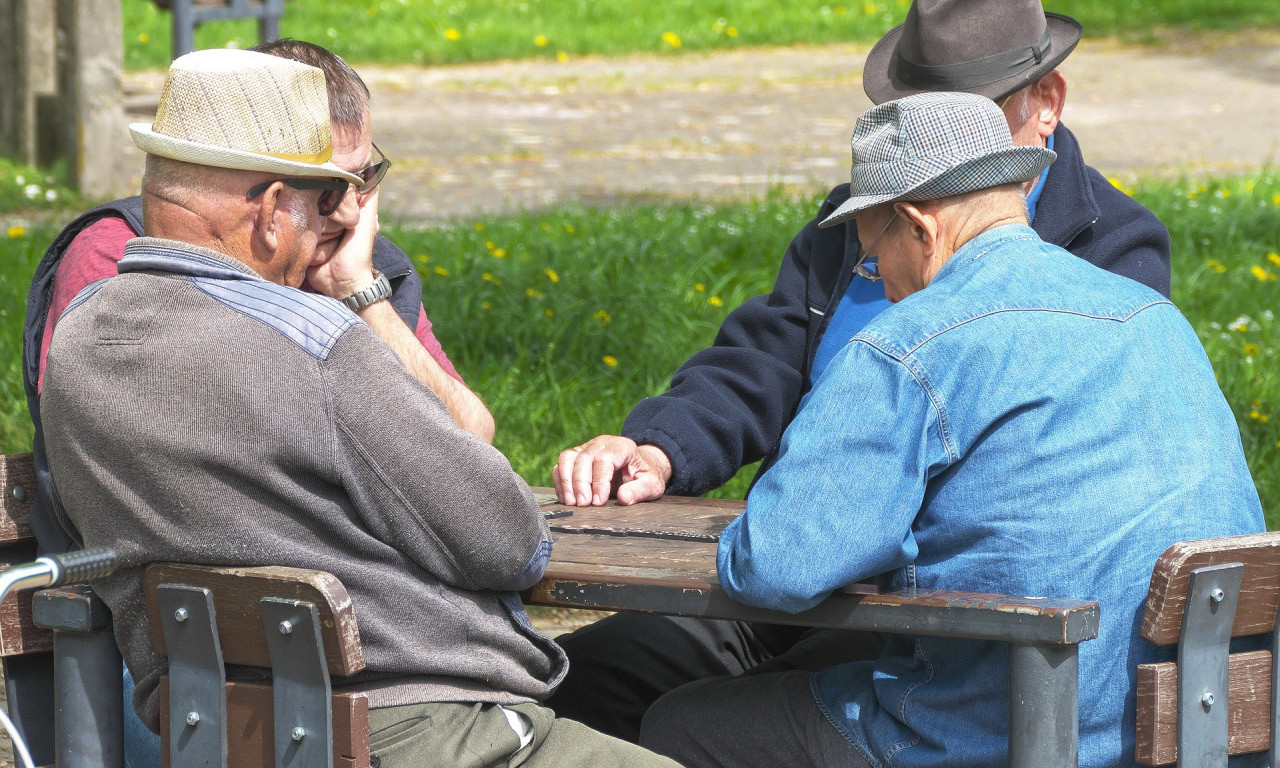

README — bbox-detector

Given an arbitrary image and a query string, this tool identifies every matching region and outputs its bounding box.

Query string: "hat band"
[260,147,334,165]
[892,26,1052,91]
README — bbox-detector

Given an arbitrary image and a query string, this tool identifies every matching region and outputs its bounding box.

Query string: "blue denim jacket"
[718,225,1264,768]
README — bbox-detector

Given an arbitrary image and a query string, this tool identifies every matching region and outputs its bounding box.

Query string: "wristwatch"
[341,270,392,311]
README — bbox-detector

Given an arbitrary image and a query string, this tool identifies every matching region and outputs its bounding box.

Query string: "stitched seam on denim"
[883,637,932,762]
[809,675,883,768]
[903,299,1173,357]
[961,231,1040,264]
[856,338,958,464]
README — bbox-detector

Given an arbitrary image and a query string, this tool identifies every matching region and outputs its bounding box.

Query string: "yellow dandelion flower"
[434,266,449,276]
[1107,177,1132,195]
[1229,316,1252,332]
[545,267,560,283]
[485,240,495,250]
[7,225,26,238]
[535,35,549,47]
[1206,259,1227,274]
[593,309,612,325]
[726,26,739,37]
[1268,252,1280,267]
[526,287,543,299]
[864,3,878,14]
[492,248,506,258]
[482,272,497,282]
[603,355,618,367]
[1250,265,1274,282]
[1249,410,1270,424]
[662,31,682,49]
[564,224,575,234]
[1221,188,1231,197]
[415,253,430,264]
[138,32,150,44]
[481,300,491,310]
[694,283,705,292]
[475,223,485,232]
[1244,343,1261,356]
[444,28,461,41]
[708,296,724,307]
[1272,194,1280,206]
[556,51,568,63]
[545,308,555,318]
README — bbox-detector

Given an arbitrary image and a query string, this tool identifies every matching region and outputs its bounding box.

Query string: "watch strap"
[341,270,392,311]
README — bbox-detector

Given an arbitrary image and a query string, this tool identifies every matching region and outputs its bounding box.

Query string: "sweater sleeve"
[621,205,832,496]
[322,326,549,592]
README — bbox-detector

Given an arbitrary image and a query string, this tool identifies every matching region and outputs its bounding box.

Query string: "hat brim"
[130,123,363,184]
[862,13,1082,105]
[818,145,1055,229]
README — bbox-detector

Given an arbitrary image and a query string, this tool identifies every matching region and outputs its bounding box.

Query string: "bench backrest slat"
[0,453,35,545]
[143,563,365,677]
[1140,532,1280,646]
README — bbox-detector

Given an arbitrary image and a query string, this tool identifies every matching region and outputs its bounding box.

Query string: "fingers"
[553,436,639,506]
[615,473,666,506]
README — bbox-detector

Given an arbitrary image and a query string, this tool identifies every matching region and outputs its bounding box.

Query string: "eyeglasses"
[853,214,896,282]
[246,178,351,217]
[353,143,391,194]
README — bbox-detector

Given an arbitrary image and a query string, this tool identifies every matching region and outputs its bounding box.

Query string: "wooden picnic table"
[524,488,1100,768]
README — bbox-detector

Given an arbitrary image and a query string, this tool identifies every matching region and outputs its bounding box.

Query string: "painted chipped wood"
[1135,649,1272,765]
[0,453,35,545]
[143,564,364,677]
[1141,533,1280,646]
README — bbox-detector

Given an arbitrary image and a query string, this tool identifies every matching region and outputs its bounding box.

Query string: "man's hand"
[307,188,380,299]
[553,436,672,506]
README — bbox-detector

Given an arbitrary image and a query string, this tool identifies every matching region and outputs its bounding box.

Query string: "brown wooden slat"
[535,489,742,541]
[1135,649,1272,765]
[159,677,369,768]
[0,453,36,545]
[1141,533,1280,646]
[0,583,52,656]
[143,564,364,677]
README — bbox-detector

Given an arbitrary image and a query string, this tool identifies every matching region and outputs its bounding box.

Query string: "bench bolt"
[186,711,200,726]
[1201,692,1215,708]
[279,620,293,634]
[174,607,188,622]
[1210,588,1225,603]
[291,727,306,741]
[12,485,26,502]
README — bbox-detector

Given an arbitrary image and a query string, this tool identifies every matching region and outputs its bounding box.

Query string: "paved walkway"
[118,34,1280,224]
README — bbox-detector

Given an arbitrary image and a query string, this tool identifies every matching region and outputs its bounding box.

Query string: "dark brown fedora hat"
[862,0,1082,105]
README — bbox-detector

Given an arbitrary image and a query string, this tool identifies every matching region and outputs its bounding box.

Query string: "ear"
[894,201,937,257]
[250,181,285,255]
[1032,70,1067,139]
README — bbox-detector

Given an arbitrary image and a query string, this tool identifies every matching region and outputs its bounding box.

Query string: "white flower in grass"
[23,184,40,199]
[1227,315,1254,333]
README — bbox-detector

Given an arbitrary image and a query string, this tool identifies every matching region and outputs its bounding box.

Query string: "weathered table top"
[526,489,1099,646]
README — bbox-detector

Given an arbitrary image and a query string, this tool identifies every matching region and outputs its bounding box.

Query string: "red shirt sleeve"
[38,216,136,392]
[414,305,465,384]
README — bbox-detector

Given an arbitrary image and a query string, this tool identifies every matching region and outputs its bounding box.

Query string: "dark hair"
[250,38,369,129]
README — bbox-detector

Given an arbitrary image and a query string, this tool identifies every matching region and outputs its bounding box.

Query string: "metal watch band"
[341,271,392,311]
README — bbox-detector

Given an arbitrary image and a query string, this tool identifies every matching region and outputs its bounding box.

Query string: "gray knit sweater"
[40,238,564,730]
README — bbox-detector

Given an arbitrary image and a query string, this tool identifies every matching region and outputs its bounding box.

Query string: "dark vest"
[23,196,425,552]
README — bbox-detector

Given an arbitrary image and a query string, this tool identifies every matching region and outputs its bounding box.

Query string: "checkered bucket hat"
[819,91,1056,228]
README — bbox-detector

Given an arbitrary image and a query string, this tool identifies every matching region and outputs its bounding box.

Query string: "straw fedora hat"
[863,0,1082,104]
[130,48,362,184]
[819,92,1056,229]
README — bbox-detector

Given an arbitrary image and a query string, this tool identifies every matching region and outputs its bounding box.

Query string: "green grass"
[120,0,1280,71]
[2,165,1278,523]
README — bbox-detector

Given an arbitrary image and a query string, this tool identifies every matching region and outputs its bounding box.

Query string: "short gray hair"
[250,38,370,129]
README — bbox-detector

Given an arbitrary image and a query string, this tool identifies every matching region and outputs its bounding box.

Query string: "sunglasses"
[245,177,351,217]
[353,143,391,194]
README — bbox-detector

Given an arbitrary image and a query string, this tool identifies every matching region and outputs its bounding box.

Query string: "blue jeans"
[122,667,161,768]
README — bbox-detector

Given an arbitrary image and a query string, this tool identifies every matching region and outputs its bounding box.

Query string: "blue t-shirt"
[809,134,1056,386]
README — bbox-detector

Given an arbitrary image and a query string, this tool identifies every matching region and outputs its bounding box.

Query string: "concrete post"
[55,0,126,198]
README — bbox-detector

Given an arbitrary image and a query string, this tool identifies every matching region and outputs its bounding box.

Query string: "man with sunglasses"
[24,39,492,556]
[40,48,680,768]
[548,0,1175,744]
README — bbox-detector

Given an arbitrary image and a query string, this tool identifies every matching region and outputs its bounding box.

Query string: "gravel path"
[119,34,1280,224]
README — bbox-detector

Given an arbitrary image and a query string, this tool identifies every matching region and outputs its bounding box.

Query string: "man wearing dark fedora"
[547,0,1174,745]
[640,91,1260,768]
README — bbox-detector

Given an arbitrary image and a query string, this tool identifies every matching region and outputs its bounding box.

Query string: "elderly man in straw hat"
[38,49,679,768]
[635,92,1263,768]
[550,0,1172,742]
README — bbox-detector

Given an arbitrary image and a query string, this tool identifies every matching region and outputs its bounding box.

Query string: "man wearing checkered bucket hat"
[637,92,1263,768]
[39,49,680,768]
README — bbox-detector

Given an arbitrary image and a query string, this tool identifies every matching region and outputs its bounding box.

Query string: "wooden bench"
[143,563,371,768]
[149,0,287,59]
[1135,532,1280,766]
